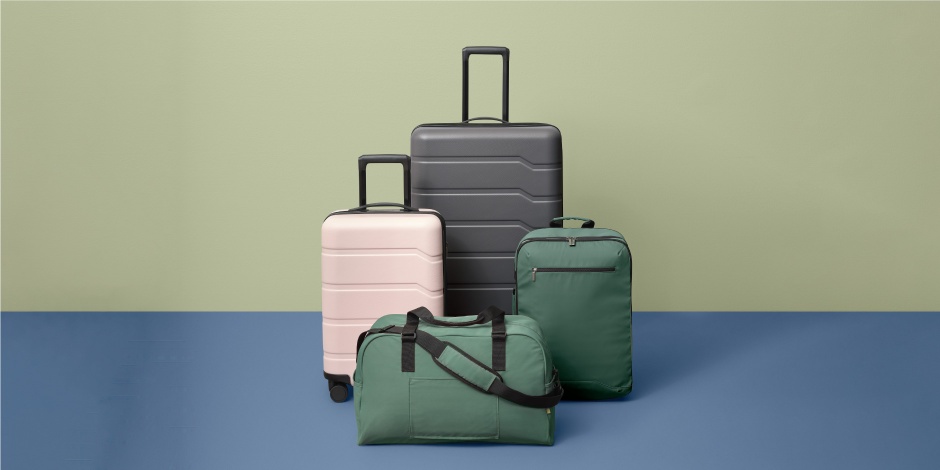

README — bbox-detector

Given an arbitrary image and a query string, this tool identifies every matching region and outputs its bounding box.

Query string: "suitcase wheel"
[328,381,348,403]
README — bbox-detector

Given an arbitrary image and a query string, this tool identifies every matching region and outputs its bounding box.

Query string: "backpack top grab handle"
[549,216,596,228]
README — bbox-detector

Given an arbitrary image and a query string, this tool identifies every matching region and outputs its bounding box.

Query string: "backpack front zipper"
[531,267,615,281]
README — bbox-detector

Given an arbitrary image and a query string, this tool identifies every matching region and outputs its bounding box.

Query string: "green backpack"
[514,216,633,400]
[354,307,563,445]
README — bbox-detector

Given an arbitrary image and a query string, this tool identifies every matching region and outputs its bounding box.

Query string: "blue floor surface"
[3,311,939,469]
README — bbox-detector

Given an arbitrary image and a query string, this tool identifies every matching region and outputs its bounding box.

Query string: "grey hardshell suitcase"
[411,47,563,315]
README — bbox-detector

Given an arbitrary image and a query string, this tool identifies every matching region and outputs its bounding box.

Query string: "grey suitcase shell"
[411,47,563,315]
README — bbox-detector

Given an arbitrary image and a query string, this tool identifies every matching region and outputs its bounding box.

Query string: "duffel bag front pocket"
[409,378,498,440]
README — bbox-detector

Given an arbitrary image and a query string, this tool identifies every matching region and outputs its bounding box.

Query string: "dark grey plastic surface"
[411,124,563,315]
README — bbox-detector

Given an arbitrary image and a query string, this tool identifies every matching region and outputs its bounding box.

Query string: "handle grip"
[402,306,507,372]
[407,305,503,327]
[358,154,411,207]
[462,46,510,122]
[463,117,509,124]
[348,202,418,212]
[549,216,596,228]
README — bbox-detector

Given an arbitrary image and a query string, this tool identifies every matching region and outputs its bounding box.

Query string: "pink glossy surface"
[321,211,444,382]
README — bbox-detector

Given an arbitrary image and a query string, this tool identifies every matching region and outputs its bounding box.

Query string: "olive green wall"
[3,1,939,311]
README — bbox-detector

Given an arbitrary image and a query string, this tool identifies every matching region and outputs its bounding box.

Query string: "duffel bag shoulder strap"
[383,324,563,409]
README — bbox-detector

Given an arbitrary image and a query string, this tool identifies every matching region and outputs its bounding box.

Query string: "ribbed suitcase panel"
[441,223,530,254]
[444,286,515,317]
[409,158,562,196]
[321,212,445,381]
[411,125,562,315]
[410,192,561,233]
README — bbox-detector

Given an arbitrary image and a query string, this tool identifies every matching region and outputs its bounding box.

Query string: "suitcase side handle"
[462,46,510,122]
[358,154,411,207]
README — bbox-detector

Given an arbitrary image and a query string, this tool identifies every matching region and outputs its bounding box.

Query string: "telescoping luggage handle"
[550,216,596,228]
[355,154,413,210]
[462,46,510,122]
[359,306,563,409]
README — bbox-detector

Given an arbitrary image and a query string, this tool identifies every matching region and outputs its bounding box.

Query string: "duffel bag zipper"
[531,266,615,281]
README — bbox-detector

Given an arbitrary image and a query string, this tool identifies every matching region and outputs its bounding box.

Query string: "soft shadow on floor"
[631,311,836,399]
[552,311,841,443]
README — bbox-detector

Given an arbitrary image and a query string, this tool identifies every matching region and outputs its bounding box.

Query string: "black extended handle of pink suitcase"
[358,154,411,207]
[462,46,510,122]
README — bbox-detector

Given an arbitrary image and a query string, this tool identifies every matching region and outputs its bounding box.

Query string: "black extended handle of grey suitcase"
[358,154,411,207]
[462,46,510,122]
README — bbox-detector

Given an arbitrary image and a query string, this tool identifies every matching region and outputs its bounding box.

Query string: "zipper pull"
[568,237,576,246]
[532,267,537,282]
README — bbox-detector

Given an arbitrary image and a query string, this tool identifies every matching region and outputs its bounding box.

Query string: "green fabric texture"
[354,314,557,445]
[436,346,498,391]
[514,218,633,400]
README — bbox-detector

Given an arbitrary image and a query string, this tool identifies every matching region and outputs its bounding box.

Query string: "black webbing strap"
[380,325,563,409]
[401,314,419,373]
[400,306,508,371]
[357,325,392,363]
[490,312,507,371]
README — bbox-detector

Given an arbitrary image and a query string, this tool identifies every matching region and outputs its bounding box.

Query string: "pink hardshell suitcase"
[321,155,445,402]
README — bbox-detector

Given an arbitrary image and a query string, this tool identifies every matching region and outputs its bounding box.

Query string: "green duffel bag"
[354,306,563,445]
[514,216,633,400]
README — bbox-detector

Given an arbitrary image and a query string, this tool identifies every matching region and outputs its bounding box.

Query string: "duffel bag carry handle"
[358,154,411,207]
[549,216,596,228]
[406,305,503,327]
[462,46,510,122]
[402,306,507,372]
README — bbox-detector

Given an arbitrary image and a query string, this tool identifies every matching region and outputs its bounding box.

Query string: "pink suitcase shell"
[321,155,445,402]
